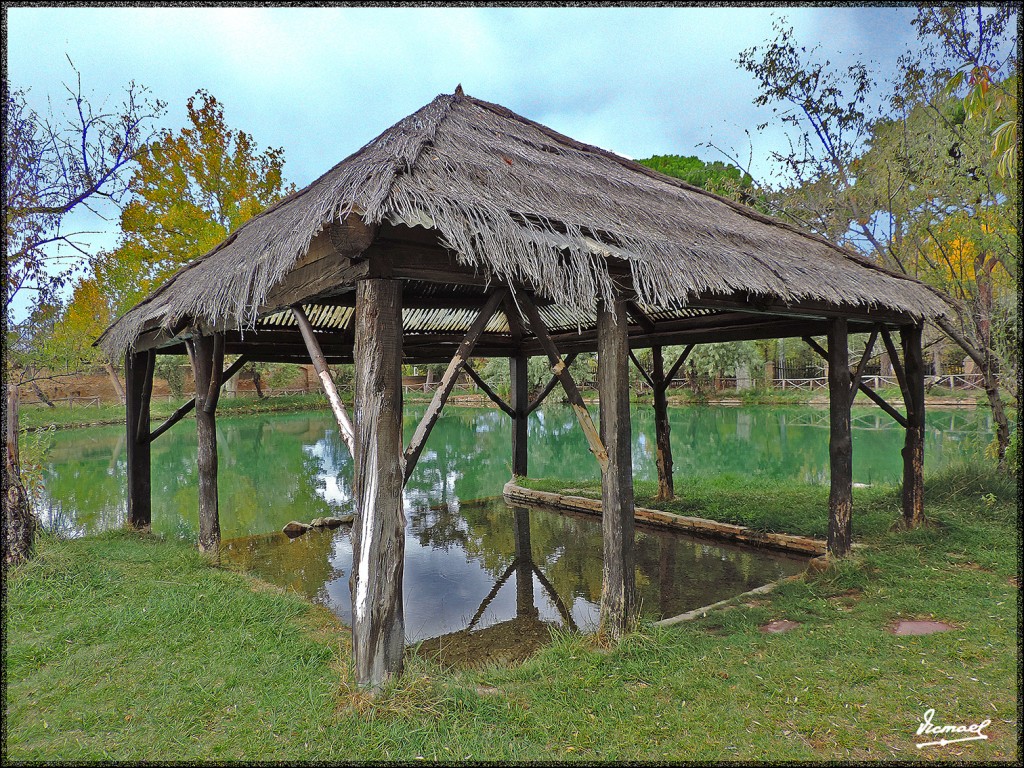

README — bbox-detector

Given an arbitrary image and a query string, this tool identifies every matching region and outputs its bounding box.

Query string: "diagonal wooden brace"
[516,290,609,472]
[526,352,579,415]
[293,304,355,454]
[404,290,507,483]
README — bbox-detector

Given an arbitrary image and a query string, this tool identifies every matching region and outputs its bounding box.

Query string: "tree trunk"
[510,354,529,477]
[901,325,925,527]
[106,360,127,405]
[26,373,54,408]
[935,316,1011,467]
[251,369,265,399]
[191,335,222,560]
[4,384,36,566]
[651,347,674,501]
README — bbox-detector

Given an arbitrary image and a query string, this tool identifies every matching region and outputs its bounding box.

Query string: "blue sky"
[6,5,927,317]
[7,5,926,185]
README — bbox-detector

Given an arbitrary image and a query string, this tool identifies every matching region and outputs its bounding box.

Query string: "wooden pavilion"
[99,88,950,689]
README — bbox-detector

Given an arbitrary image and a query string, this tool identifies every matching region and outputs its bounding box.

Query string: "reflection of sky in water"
[304,440,349,507]
[227,497,808,644]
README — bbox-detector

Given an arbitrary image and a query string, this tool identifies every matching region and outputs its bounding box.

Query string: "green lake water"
[38,404,992,642]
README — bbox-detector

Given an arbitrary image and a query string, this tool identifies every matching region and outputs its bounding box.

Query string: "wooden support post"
[518,291,608,471]
[292,304,355,453]
[351,278,405,689]
[826,319,853,557]
[510,353,529,477]
[404,290,506,482]
[125,349,154,530]
[597,296,637,638]
[651,346,674,501]
[901,324,925,528]
[190,334,222,559]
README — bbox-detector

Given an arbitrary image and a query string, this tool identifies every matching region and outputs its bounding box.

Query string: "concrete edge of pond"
[502,482,828,557]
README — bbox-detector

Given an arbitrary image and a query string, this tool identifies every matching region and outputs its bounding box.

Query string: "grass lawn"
[5,461,1018,762]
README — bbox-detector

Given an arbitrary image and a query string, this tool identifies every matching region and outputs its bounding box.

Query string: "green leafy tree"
[73,89,297,395]
[4,69,163,566]
[637,154,761,207]
[736,7,1018,465]
[108,88,294,308]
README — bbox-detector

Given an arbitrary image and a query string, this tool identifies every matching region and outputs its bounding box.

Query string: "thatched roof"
[99,89,950,357]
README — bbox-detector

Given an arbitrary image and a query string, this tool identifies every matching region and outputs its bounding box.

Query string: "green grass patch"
[6,461,1019,761]
[522,473,900,540]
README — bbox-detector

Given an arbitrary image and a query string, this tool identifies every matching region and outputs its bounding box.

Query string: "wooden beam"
[628,350,655,390]
[524,317,837,357]
[901,324,926,528]
[351,278,406,690]
[597,296,637,637]
[510,354,529,476]
[849,327,879,398]
[125,350,153,530]
[804,335,908,427]
[664,344,696,385]
[292,304,355,454]
[135,349,156,445]
[518,291,608,471]
[526,353,579,415]
[203,333,225,414]
[403,290,507,483]
[463,361,515,418]
[880,328,911,404]
[625,300,656,333]
[855,382,909,428]
[148,356,249,443]
[191,333,221,560]
[827,319,853,558]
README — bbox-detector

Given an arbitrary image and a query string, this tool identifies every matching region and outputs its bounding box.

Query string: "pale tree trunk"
[105,360,126,405]
[25,370,54,408]
[4,383,36,566]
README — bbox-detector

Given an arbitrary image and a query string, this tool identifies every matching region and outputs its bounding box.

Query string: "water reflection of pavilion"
[415,507,575,668]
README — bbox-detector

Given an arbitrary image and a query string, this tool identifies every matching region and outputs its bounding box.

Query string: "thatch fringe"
[99,90,950,358]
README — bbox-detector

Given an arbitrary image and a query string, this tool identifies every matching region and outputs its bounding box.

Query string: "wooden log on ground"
[502,483,826,556]
[351,278,406,689]
[597,297,636,638]
[827,318,853,557]
[901,324,925,527]
[292,304,355,453]
[125,350,154,529]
